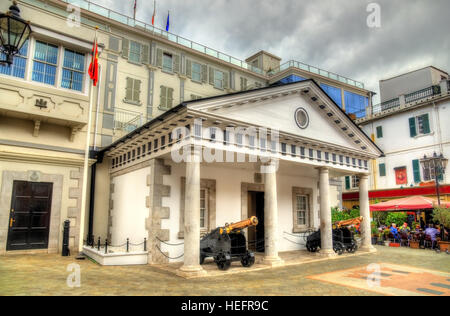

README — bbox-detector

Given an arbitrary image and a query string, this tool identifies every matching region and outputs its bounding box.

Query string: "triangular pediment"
[187,81,382,158]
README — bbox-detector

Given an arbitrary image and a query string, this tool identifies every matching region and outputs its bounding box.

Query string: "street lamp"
[0,1,32,65]
[420,152,448,206]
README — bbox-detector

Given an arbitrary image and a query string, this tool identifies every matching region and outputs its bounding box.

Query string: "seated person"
[424,224,440,242]
[390,224,400,241]
[399,223,410,234]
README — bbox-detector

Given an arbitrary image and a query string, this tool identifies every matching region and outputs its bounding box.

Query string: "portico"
[94,80,382,276]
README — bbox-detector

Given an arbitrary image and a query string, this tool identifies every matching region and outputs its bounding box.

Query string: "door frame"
[7,181,53,251]
[0,171,63,254]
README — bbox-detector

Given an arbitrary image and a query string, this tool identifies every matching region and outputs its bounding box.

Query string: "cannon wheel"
[347,243,358,254]
[307,244,318,253]
[241,251,255,268]
[334,243,344,256]
[215,253,231,271]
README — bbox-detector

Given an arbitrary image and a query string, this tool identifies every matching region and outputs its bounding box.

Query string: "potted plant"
[433,207,450,252]
[371,222,379,245]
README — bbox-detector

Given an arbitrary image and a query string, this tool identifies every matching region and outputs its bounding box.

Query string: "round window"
[295,108,309,129]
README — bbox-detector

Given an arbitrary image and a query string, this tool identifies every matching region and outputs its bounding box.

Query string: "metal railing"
[55,0,264,75]
[404,85,440,103]
[360,84,444,121]
[114,108,143,133]
[267,60,365,89]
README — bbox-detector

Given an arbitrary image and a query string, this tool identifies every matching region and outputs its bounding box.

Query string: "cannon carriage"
[200,217,258,270]
[306,217,362,255]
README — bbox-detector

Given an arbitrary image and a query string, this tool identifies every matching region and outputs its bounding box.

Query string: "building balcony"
[355,81,449,123]
[0,76,89,140]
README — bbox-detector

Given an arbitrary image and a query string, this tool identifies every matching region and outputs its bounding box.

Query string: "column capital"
[318,167,330,174]
[358,173,370,180]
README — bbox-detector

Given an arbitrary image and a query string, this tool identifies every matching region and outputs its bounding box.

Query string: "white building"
[343,67,450,209]
[92,80,381,276]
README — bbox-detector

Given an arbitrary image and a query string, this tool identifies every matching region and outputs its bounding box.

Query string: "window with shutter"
[122,38,129,59]
[162,53,173,72]
[214,70,224,89]
[410,114,432,137]
[167,88,174,108]
[240,77,247,91]
[124,78,141,104]
[129,41,141,63]
[191,62,202,82]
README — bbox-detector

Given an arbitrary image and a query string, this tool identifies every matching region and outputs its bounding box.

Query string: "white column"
[359,174,377,253]
[177,148,206,277]
[318,168,336,257]
[262,166,284,266]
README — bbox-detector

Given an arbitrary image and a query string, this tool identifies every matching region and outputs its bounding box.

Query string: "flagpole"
[78,26,98,253]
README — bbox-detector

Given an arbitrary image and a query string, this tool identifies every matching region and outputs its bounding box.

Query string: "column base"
[359,245,377,253]
[316,249,338,258]
[261,256,285,267]
[176,265,207,278]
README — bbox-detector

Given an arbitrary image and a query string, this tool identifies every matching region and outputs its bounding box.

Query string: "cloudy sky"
[95,0,450,102]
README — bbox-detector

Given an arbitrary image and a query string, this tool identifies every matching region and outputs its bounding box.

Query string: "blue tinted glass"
[34,41,58,65]
[32,61,56,85]
[344,91,368,118]
[278,75,306,84]
[0,41,28,78]
[63,50,75,68]
[320,83,342,107]
[61,69,83,91]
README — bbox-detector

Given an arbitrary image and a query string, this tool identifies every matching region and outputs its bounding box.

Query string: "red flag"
[88,32,99,86]
[133,0,137,20]
[152,0,156,25]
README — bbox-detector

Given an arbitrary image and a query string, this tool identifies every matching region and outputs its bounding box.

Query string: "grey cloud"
[94,0,450,100]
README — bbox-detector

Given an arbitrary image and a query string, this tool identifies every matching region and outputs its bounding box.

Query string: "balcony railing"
[57,0,264,75]
[114,108,143,133]
[404,86,440,103]
[359,84,444,121]
[267,60,365,89]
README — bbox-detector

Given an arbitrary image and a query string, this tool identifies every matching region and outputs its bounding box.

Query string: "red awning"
[370,196,450,212]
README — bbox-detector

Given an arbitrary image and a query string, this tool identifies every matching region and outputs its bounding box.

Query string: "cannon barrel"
[221,216,259,234]
[334,216,363,228]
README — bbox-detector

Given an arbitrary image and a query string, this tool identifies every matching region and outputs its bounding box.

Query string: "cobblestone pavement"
[0,246,448,296]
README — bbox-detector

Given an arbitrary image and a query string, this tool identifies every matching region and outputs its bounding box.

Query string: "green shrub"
[432,207,450,228]
[385,212,407,227]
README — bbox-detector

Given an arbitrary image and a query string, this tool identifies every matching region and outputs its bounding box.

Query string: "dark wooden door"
[247,191,265,253]
[7,181,53,251]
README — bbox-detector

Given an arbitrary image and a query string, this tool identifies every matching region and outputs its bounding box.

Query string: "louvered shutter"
[173,55,181,73]
[186,59,192,78]
[134,80,141,102]
[141,45,150,64]
[125,77,133,100]
[345,176,351,190]
[409,117,417,137]
[122,38,129,59]
[156,48,163,67]
[223,72,229,89]
[167,88,174,109]
[209,67,214,85]
[201,64,208,83]
[422,114,431,134]
[160,86,167,108]
[412,160,421,183]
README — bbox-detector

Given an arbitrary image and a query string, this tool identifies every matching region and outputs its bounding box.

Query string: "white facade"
[96,80,381,271]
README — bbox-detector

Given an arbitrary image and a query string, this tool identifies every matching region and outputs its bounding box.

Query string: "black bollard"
[62,220,70,257]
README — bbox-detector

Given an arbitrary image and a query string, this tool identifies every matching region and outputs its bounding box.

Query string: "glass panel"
[192,42,205,53]
[205,48,218,58]
[177,37,191,48]
[109,11,128,24]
